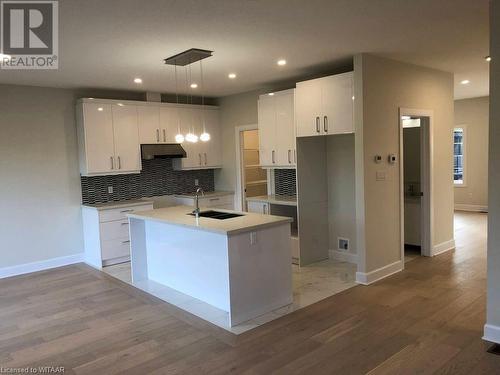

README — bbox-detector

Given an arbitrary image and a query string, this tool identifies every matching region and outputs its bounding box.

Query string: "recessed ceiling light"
[268,93,275,96]
[0,53,11,60]
[460,79,470,85]
[228,73,237,79]
[190,83,198,89]
[486,56,492,62]
[133,78,142,84]
[277,59,287,66]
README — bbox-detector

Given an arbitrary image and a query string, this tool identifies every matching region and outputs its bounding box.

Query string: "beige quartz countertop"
[127,205,292,235]
[174,191,234,199]
[82,198,154,211]
[246,195,297,207]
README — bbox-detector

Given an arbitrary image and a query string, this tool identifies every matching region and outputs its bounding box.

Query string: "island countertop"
[127,205,292,235]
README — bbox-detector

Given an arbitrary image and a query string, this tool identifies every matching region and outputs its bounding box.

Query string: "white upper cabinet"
[258,89,296,167]
[137,105,161,144]
[296,72,354,137]
[200,109,222,168]
[111,104,141,173]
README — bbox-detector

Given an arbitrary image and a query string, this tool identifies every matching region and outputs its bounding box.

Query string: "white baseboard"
[454,204,488,212]
[432,239,455,256]
[0,253,84,279]
[483,324,500,344]
[356,260,403,285]
[329,249,358,264]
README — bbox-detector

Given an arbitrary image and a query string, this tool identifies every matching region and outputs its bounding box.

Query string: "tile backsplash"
[274,169,296,196]
[81,158,214,204]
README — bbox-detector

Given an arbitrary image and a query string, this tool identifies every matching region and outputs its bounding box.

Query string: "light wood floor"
[1,212,499,374]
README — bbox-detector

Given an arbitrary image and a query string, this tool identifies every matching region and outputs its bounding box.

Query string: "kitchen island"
[127,206,293,328]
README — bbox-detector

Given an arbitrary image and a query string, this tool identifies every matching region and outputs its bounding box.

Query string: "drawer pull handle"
[209,198,220,201]
[121,222,129,226]
[122,240,131,244]
[120,209,133,213]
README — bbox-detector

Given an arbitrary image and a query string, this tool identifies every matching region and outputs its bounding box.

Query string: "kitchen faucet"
[193,187,205,217]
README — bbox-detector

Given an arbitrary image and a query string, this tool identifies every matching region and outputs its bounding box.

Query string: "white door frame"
[399,108,434,262]
[234,124,258,211]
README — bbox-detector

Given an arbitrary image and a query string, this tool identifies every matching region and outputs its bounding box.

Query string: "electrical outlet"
[338,238,349,251]
[194,179,199,186]
[108,186,114,194]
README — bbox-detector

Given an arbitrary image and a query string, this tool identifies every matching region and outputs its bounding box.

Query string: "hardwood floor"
[1,212,499,374]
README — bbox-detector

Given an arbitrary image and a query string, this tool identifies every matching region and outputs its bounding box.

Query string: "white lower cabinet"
[247,201,270,214]
[82,202,153,268]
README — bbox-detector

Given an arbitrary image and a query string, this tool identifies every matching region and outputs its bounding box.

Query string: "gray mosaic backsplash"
[81,158,214,204]
[275,169,296,196]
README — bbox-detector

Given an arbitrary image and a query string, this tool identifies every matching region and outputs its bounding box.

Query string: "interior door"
[83,103,115,174]
[111,103,141,172]
[258,95,276,166]
[322,72,354,134]
[137,105,160,144]
[295,79,322,137]
[275,90,296,166]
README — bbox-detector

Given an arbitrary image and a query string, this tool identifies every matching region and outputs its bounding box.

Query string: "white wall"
[454,96,489,210]
[0,85,143,273]
[355,54,455,277]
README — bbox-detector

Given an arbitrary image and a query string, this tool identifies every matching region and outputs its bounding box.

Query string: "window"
[453,127,465,185]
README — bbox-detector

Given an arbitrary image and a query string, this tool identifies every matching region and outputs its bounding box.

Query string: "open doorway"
[399,109,433,262]
[235,125,268,211]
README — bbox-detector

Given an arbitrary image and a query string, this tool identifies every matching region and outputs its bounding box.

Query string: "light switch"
[108,186,114,194]
[376,171,386,181]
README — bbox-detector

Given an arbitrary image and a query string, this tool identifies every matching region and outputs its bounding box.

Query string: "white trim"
[234,124,258,211]
[432,239,455,256]
[355,260,403,285]
[483,324,500,344]
[0,253,84,279]
[454,204,488,212]
[329,249,358,264]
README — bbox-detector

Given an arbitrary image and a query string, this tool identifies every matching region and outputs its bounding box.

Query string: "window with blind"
[453,127,465,185]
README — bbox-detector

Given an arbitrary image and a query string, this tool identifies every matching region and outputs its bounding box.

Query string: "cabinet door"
[321,72,354,134]
[201,109,222,168]
[247,201,270,214]
[83,103,115,174]
[275,90,296,166]
[177,107,203,169]
[160,106,181,143]
[295,79,322,137]
[137,106,160,144]
[111,104,141,173]
[258,95,276,166]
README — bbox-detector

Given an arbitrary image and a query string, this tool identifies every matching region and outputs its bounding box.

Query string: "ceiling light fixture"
[277,59,287,66]
[228,73,237,79]
[486,56,492,62]
[133,78,142,84]
[460,79,470,85]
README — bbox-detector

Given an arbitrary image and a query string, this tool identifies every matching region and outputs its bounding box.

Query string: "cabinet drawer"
[101,238,131,261]
[99,204,153,223]
[100,219,130,241]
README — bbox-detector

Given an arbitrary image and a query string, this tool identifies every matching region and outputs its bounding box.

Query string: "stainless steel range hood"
[141,144,187,160]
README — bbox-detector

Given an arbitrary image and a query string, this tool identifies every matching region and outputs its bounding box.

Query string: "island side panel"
[129,218,148,282]
[144,221,231,312]
[228,223,293,326]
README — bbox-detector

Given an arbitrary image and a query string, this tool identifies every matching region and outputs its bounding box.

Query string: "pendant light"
[185,64,198,143]
[199,59,210,142]
[174,64,184,143]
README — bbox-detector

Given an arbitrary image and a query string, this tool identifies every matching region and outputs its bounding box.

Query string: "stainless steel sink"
[188,210,244,220]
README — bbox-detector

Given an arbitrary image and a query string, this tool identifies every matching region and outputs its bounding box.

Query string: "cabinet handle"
[120,209,134,213]
[209,198,220,202]
[122,240,131,244]
[163,129,166,142]
[117,156,121,169]
[204,153,207,165]
[156,129,160,142]
[121,222,129,226]
[272,150,275,164]
[316,116,320,133]
[199,153,202,165]
[288,149,291,164]
[324,116,328,133]
[110,156,114,170]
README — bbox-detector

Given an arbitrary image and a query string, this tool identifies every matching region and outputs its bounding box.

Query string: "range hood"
[141,144,187,160]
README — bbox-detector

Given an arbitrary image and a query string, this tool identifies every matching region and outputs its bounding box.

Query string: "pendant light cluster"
[165,49,213,144]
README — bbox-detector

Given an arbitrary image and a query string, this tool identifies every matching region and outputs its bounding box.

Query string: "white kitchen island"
[127,205,293,329]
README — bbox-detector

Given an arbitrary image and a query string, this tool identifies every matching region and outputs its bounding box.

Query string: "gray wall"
[454,96,489,209]
[0,85,143,269]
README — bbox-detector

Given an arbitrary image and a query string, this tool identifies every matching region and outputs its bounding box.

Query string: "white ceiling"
[0,0,489,99]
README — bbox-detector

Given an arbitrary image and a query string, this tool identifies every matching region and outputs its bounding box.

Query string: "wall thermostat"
[374,155,382,163]
[388,154,397,164]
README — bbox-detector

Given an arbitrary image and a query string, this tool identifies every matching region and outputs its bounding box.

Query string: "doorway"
[235,125,268,211]
[399,109,433,262]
